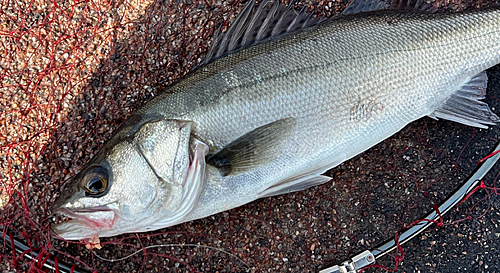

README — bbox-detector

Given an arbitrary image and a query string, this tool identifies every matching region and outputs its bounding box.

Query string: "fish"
[52,0,500,240]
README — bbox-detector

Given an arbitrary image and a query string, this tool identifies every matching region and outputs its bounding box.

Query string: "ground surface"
[1,0,500,272]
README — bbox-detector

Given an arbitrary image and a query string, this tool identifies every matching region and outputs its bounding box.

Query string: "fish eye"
[81,166,109,196]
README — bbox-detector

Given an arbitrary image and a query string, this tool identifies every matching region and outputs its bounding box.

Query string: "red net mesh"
[1,0,500,272]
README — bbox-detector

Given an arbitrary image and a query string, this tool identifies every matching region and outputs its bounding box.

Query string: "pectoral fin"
[207,118,296,176]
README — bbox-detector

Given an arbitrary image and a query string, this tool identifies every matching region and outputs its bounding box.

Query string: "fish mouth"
[54,206,117,232]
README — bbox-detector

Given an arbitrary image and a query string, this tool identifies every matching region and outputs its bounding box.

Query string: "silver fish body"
[52,3,500,240]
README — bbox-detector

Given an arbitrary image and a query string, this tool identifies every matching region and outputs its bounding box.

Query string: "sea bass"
[52,0,500,240]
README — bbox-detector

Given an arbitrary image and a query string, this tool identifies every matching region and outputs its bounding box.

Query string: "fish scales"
[142,10,500,220]
[52,1,500,240]
[147,10,500,145]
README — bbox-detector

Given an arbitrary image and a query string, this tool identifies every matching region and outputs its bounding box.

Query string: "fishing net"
[1,0,499,272]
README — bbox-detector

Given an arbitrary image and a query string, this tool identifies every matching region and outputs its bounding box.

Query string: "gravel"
[1,0,500,272]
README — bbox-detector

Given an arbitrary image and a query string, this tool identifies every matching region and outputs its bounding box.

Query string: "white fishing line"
[92,243,250,268]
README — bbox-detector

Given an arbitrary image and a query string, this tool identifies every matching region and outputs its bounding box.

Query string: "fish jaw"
[52,206,117,240]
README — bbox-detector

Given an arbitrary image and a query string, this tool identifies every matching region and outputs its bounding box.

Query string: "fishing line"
[92,243,250,268]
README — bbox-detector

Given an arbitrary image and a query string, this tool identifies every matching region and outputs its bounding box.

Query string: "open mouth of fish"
[54,207,117,230]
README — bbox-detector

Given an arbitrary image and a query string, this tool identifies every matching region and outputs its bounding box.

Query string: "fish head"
[52,117,198,240]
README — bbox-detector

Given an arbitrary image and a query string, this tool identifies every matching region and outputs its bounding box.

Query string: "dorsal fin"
[200,0,325,66]
[200,0,438,67]
[341,0,437,15]
[341,0,390,15]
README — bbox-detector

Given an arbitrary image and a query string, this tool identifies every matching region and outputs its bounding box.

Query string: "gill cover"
[131,119,208,230]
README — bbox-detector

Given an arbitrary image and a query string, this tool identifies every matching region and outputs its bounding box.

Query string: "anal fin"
[429,71,500,129]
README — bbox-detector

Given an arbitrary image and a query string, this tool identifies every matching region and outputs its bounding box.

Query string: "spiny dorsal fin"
[200,0,325,66]
[200,0,439,67]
